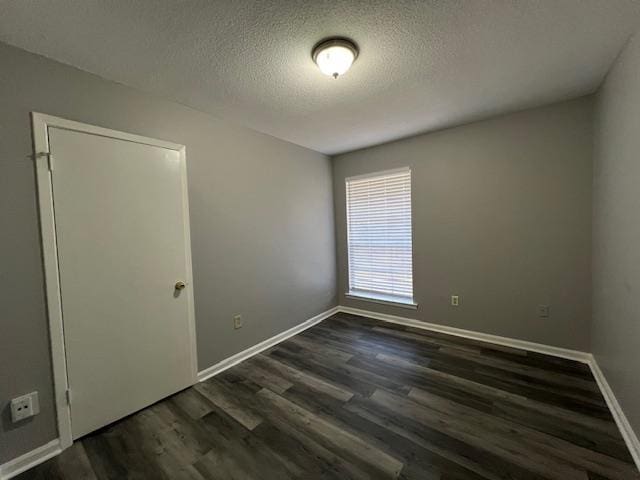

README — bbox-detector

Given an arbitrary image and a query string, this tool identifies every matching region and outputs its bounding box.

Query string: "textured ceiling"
[1,1,639,155]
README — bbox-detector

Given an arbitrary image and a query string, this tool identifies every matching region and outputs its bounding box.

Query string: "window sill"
[345,291,418,310]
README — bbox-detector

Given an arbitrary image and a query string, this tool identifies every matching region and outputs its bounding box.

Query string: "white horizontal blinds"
[346,168,413,300]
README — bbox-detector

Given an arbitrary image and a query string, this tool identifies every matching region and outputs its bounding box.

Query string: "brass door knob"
[175,281,186,291]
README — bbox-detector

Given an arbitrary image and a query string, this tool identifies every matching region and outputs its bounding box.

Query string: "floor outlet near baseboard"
[233,314,243,329]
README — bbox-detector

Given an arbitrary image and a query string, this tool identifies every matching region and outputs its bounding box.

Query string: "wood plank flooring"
[17,312,639,479]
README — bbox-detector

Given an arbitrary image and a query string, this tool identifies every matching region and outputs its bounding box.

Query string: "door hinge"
[65,389,72,405]
[33,152,54,171]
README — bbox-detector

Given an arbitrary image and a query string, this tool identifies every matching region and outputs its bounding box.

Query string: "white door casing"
[32,113,197,446]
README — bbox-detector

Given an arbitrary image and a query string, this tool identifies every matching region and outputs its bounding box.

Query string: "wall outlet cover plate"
[11,391,39,422]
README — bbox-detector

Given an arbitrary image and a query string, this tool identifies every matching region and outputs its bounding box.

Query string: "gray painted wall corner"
[592,30,640,436]
[332,97,594,352]
[0,42,336,464]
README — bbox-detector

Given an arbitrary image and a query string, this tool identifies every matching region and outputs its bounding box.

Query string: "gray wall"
[592,32,640,435]
[0,42,336,463]
[333,98,593,351]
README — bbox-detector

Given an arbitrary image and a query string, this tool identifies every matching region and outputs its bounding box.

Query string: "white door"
[47,126,196,439]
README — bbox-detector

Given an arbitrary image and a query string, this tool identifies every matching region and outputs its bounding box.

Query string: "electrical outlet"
[11,391,40,423]
[451,295,460,306]
[538,305,550,318]
[233,314,243,329]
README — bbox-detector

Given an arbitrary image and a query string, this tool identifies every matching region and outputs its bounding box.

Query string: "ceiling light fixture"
[312,38,358,79]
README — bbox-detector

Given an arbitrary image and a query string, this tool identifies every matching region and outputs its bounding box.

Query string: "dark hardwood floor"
[17,312,639,479]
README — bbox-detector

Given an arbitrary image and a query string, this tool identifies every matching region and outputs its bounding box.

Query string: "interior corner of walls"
[588,355,640,470]
[196,305,339,383]
[590,21,640,471]
[332,101,594,355]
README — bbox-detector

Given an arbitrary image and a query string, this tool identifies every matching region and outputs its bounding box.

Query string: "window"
[345,167,415,308]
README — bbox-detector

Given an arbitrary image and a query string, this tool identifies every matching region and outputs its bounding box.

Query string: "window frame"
[345,167,417,309]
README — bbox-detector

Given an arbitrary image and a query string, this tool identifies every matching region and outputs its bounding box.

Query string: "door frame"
[31,112,198,450]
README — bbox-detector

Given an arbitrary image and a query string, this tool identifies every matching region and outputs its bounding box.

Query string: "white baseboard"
[1,306,339,478]
[5,305,638,477]
[197,306,340,382]
[0,439,61,480]
[587,355,640,471]
[337,305,591,363]
[337,305,640,471]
